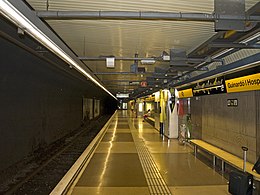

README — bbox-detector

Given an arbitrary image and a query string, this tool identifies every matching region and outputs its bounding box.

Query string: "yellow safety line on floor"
[128,119,172,195]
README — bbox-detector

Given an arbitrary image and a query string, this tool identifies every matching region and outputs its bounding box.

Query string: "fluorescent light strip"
[195,31,260,70]
[212,32,260,59]
[240,32,260,44]
[212,48,234,59]
[0,0,117,100]
[195,32,260,69]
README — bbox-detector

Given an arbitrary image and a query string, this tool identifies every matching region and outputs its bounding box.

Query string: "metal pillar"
[221,160,225,172]
[213,156,216,167]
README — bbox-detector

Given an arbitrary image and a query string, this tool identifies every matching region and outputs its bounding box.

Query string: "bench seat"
[190,139,260,181]
[147,117,155,122]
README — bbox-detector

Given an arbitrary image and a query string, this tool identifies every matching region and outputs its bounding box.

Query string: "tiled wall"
[201,91,257,163]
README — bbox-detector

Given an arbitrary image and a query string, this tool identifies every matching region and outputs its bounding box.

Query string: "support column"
[159,90,165,135]
[221,160,225,172]
[213,156,216,167]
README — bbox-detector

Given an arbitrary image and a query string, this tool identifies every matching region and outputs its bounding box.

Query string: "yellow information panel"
[225,73,260,93]
[178,88,193,98]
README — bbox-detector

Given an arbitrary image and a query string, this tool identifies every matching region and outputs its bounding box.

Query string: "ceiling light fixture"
[140,59,156,65]
[0,0,117,100]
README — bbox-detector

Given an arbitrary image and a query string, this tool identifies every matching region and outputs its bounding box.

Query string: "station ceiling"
[15,1,260,98]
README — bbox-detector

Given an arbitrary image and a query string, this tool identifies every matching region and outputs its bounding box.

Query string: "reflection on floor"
[71,110,229,195]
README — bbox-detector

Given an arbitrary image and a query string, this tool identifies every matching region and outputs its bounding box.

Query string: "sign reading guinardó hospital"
[225,73,260,93]
[178,88,193,98]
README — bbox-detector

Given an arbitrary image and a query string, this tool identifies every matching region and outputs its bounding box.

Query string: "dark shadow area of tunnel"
[0,115,111,194]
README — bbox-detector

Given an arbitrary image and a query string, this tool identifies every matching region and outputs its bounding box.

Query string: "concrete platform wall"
[0,37,111,171]
[200,92,257,163]
[190,97,202,139]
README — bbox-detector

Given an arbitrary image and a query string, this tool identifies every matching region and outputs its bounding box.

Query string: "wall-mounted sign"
[193,76,226,96]
[129,81,140,85]
[116,93,129,98]
[225,73,260,93]
[106,58,115,68]
[227,99,238,107]
[138,67,146,73]
[140,81,147,87]
[178,88,193,98]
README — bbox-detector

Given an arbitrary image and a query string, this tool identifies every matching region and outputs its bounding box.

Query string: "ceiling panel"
[25,0,260,95]
[26,0,258,12]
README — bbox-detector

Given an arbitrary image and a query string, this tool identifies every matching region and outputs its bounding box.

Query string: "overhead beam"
[93,72,154,75]
[209,43,260,49]
[79,56,224,64]
[102,80,141,82]
[107,87,136,90]
[36,11,260,22]
[79,56,155,61]
[94,71,193,75]
[105,84,137,86]
[169,66,196,71]
[108,86,136,88]
[150,76,174,79]
[171,53,260,88]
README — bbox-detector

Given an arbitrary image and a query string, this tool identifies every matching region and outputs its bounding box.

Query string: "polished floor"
[71,110,229,195]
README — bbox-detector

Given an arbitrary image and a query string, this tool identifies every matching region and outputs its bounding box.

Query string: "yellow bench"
[147,117,155,122]
[190,139,260,181]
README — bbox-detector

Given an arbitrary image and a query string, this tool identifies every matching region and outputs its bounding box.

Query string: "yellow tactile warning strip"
[129,121,171,195]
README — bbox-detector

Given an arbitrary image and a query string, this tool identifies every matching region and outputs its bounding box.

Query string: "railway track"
[0,115,110,195]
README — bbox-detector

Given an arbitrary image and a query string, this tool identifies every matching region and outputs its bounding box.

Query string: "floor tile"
[95,142,137,153]
[152,153,227,186]
[138,133,169,142]
[76,153,147,187]
[145,140,192,153]
[106,129,131,133]
[72,111,230,195]
[102,133,133,142]
[72,187,150,195]
[116,124,130,129]
[169,185,229,195]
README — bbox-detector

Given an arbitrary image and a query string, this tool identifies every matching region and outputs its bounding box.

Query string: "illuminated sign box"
[106,58,115,68]
[116,93,129,98]
[129,81,140,85]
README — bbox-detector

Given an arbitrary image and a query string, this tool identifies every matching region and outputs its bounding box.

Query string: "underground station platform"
[51,110,228,195]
